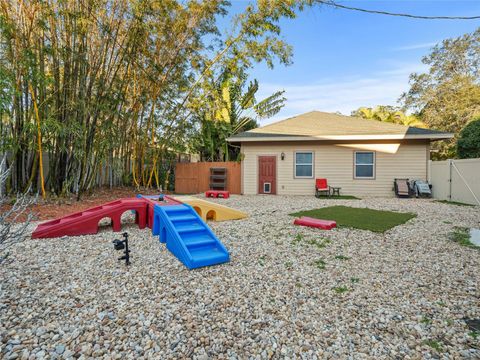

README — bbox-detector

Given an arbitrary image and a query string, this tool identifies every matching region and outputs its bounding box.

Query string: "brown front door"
[258,156,276,194]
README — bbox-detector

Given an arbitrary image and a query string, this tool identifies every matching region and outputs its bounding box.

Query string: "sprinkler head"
[113,239,125,250]
[112,232,131,266]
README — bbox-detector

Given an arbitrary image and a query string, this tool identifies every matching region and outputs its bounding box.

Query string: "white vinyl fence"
[429,158,480,206]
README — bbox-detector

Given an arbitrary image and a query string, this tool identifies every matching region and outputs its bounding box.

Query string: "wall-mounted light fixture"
[281,152,285,161]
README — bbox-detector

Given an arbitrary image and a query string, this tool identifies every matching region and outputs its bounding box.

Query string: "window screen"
[354,152,375,179]
[295,152,313,178]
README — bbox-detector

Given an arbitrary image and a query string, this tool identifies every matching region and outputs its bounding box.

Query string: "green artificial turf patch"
[290,205,416,233]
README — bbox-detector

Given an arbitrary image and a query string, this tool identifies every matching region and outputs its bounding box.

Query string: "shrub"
[457,118,480,159]
[0,156,36,264]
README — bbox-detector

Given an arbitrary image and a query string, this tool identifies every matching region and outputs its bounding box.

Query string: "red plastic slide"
[293,217,336,230]
[32,198,150,239]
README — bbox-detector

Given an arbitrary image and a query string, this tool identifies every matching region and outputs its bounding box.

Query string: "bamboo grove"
[0,0,318,198]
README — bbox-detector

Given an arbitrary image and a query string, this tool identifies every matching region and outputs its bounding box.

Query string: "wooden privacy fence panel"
[175,162,241,194]
[429,158,480,206]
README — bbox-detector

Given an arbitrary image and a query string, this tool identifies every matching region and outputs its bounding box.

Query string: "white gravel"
[1,195,480,359]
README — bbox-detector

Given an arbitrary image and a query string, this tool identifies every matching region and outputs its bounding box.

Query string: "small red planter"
[205,190,230,199]
[293,216,336,230]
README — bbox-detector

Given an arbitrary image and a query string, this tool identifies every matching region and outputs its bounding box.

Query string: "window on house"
[295,152,313,178]
[354,151,375,179]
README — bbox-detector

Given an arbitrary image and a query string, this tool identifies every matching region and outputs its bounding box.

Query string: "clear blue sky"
[223,1,480,125]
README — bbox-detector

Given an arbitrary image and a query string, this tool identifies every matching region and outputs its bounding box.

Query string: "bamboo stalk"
[28,83,46,199]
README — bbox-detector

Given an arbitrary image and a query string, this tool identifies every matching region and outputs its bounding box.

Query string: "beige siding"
[241,141,429,197]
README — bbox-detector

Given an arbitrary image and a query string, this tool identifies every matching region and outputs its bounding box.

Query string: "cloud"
[256,62,428,126]
[392,42,437,51]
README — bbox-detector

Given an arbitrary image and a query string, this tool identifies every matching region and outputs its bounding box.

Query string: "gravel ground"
[1,195,480,359]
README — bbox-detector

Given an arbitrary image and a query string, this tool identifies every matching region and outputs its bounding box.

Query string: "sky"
[222,0,480,125]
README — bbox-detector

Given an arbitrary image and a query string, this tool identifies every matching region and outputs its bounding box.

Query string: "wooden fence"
[175,161,241,194]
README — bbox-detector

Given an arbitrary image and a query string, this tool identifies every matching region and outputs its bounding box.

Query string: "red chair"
[315,178,331,198]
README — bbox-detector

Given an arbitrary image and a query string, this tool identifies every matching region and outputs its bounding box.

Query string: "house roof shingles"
[228,111,453,142]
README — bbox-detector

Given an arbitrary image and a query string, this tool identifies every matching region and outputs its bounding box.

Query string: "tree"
[351,106,426,127]
[0,0,322,198]
[457,118,480,159]
[401,28,480,158]
[193,70,285,161]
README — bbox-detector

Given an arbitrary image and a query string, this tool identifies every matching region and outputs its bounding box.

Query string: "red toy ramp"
[294,217,336,230]
[136,195,183,229]
[32,198,149,239]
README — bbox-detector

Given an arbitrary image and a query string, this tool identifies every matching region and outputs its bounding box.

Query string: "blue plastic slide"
[153,204,230,269]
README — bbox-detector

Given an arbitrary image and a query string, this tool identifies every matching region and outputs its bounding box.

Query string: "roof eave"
[227,133,455,142]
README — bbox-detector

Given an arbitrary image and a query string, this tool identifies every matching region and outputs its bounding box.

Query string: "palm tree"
[194,71,286,161]
[351,106,427,128]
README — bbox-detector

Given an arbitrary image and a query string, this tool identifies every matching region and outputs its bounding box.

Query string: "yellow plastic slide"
[172,196,247,222]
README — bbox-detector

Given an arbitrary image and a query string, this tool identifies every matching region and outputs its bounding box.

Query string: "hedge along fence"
[175,162,241,194]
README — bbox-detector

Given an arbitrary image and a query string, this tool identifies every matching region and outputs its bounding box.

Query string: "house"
[227,111,453,197]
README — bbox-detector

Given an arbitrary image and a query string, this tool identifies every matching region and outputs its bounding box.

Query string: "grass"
[334,255,350,261]
[420,316,432,325]
[290,205,416,233]
[436,200,475,207]
[291,233,304,245]
[423,339,443,352]
[291,233,331,249]
[449,226,479,249]
[258,255,266,266]
[469,331,479,340]
[332,285,349,294]
[313,259,326,270]
[316,195,360,200]
[305,238,329,249]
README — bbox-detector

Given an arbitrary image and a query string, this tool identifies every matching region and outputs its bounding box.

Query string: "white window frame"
[294,151,314,179]
[354,151,375,179]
